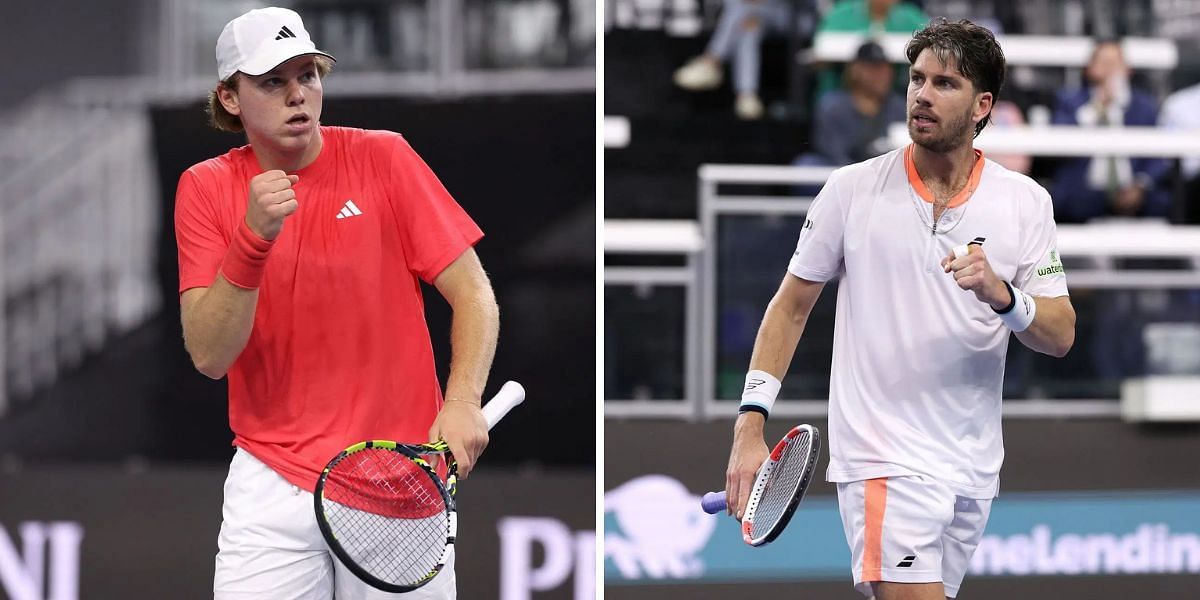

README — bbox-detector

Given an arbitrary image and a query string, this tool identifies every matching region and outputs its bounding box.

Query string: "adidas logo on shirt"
[275,25,297,40]
[336,200,364,219]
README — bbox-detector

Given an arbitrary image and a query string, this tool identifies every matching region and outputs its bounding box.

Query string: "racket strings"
[322,448,451,585]
[326,501,447,583]
[749,433,811,539]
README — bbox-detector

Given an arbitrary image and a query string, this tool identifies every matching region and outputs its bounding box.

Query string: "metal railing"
[605,220,703,418]
[0,101,161,415]
[604,162,1200,421]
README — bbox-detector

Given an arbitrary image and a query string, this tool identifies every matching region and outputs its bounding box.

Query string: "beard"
[908,104,975,154]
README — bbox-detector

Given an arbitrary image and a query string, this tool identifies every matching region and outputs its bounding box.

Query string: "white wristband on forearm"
[739,370,781,418]
[994,282,1036,332]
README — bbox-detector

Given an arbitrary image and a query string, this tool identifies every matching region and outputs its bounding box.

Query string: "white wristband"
[739,370,781,418]
[995,282,1036,332]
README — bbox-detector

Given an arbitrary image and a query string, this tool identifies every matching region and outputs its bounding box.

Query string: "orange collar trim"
[903,144,985,209]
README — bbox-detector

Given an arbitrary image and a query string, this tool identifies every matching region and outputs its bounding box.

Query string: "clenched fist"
[246,170,300,240]
[941,244,1010,310]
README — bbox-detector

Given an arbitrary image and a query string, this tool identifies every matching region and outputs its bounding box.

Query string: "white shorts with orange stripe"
[837,475,993,598]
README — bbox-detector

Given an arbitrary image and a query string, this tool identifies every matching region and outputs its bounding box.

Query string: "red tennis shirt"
[175,126,483,491]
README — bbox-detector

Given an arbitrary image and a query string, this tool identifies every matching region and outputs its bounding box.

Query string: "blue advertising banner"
[604,475,1200,584]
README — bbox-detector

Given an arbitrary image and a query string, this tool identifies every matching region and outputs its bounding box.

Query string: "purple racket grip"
[701,491,728,514]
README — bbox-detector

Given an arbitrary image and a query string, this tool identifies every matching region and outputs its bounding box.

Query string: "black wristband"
[992,281,1017,315]
[738,404,769,419]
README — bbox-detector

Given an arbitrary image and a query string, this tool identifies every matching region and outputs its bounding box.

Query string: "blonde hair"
[206,55,334,133]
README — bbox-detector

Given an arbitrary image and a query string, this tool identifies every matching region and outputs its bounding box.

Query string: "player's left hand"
[429,399,489,479]
[941,244,1011,311]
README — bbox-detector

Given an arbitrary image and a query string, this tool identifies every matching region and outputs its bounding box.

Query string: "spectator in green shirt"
[814,0,928,98]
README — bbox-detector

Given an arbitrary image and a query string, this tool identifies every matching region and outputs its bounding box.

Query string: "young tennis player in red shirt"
[175,7,498,598]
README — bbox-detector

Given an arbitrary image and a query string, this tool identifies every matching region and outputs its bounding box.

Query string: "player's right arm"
[180,281,259,379]
[725,274,825,518]
[179,170,298,379]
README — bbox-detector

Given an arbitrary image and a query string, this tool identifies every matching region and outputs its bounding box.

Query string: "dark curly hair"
[906,18,1006,137]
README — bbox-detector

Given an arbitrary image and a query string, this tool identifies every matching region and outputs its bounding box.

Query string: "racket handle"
[482,381,526,430]
[954,239,984,259]
[701,491,728,514]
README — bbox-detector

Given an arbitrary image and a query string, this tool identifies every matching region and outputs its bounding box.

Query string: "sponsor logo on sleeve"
[793,219,815,256]
[1038,249,1065,277]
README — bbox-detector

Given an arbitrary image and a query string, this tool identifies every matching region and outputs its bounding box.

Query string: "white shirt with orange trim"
[787,145,1068,499]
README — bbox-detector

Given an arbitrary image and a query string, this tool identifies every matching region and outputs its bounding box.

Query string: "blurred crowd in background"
[663,0,1200,223]
[605,0,1200,403]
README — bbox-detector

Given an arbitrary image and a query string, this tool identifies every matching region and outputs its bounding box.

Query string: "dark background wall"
[0,0,149,105]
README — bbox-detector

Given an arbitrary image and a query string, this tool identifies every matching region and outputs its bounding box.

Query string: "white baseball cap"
[215,7,336,81]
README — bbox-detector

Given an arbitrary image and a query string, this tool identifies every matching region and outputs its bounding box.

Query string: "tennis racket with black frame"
[701,423,821,546]
[314,380,525,592]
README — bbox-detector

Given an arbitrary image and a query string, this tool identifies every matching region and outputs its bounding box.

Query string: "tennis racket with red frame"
[314,380,525,592]
[701,424,821,546]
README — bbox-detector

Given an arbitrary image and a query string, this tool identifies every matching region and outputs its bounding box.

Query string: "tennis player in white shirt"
[724,18,1076,600]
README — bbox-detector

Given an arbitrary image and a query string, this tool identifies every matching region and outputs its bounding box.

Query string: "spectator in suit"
[1051,39,1171,223]
[1159,79,1200,222]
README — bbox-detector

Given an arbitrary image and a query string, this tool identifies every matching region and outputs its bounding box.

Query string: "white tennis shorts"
[214,448,457,599]
[837,475,992,599]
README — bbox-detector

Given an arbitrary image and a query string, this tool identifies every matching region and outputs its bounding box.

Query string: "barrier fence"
[605,162,1200,420]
